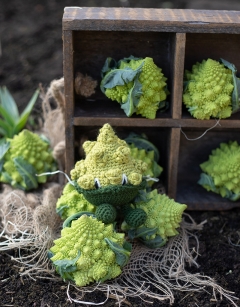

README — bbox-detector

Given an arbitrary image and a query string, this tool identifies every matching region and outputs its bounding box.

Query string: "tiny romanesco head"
[50,214,129,286]
[183,58,234,120]
[70,124,148,190]
[56,183,96,219]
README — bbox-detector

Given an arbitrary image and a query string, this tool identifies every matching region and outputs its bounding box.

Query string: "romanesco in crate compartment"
[101,56,169,119]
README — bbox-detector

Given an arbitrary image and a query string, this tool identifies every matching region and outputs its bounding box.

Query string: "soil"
[0,1,240,307]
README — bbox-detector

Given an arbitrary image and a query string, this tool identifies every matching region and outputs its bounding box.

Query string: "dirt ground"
[0,1,240,306]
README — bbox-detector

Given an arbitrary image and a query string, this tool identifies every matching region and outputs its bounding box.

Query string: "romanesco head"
[50,214,130,286]
[129,145,163,186]
[1,129,56,190]
[183,58,234,120]
[199,141,240,197]
[70,124,147,190]
[102,57,168,119]
[56,183,96,219]
[122,190,187,241]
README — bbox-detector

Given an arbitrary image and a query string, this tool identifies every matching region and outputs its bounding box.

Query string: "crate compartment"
[176,128,240,210]
[63,7,240,210]
[73,30,176,119]
[182,33,240,120]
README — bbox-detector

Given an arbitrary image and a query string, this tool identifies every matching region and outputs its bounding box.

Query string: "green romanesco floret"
[101,56,168,119]
[183,58,234,120]
[198,141,240,200]
[128,144,163,186]
[56,183,96,220]
[0,129,56,190]
[50,214,131,286]
[121,190,187,247]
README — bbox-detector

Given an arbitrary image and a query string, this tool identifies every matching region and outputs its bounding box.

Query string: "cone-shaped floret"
[199,141,240,197]
[50,215,129,286]
[133,189,187,240]
[1,129,56,190]
[183,58,234,119]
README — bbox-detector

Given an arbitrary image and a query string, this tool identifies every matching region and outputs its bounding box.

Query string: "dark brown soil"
[1,1,240,306]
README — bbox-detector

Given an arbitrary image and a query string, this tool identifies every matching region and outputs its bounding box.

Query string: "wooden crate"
[63,7,240,210]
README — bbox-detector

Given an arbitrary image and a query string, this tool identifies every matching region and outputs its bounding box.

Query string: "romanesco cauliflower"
[0,129,56,190]
[198,141,240,201]
[101,56,169,119]
[121,190,187,248]
[183,58,235,120]
[56,183,96,220]
[49,214,131,286]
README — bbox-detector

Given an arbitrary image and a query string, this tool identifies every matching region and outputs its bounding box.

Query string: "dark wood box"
[63,7,240,210]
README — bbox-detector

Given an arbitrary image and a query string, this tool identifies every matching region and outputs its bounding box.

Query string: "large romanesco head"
[101,56,169,119]
[49,214,131,286]
[70,123,147,190]
[0,129,56,190]
[183,58,234,120]
[198,141,240,200]
[121,189,187,248]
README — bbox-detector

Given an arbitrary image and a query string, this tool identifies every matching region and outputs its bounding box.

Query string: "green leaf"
[220,58,240,113]
[52,250,81,280]
[0,140,10,172]
[101,57,117,78]
[121,77,142,117]
[16,89,39,133]
[105,238,131,267]
[140,235,167,249]
[128,226,158,241]
[198,173,218,193]
[0,86,19,120]
[101,62,143,92]
[0,104,16,127]
[56,205,69,218]
[13,157,38,190]
[0,119,13,137]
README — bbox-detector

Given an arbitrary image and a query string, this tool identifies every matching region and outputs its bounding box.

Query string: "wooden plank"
[63,7,240,33]
[73,116,240,129]
[171,33,186,119]
[166,128,181,199]
[63,30,75,175]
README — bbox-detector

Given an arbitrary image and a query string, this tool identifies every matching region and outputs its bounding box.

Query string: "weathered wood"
[63,7,240,33]
[62,7,240,210]
[167,128,181,199]
[73,116,240,129]
[63,30,75,174]
[171,33,186,119]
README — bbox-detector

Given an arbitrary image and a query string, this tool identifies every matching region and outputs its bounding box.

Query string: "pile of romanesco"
[183,58,240,120]
[198,141,240,201]
[100,56,169,119]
